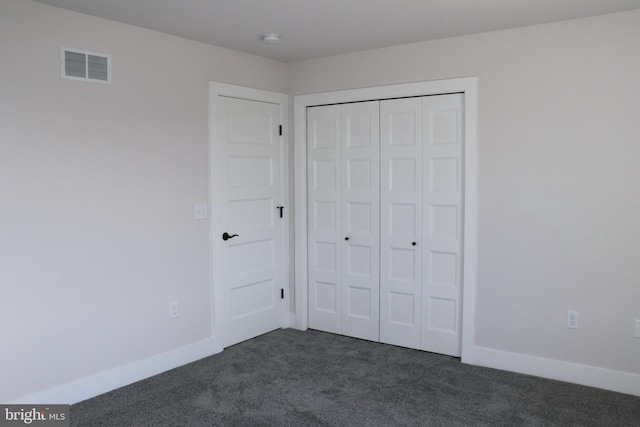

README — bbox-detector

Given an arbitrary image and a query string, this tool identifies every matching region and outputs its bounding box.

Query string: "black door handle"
[222,232,239,241]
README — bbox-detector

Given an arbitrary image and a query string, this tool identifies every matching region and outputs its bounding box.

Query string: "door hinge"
[279,125,282,136]
[281,288,284,299]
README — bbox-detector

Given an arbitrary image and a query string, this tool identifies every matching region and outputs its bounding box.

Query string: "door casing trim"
[293,77,478,362]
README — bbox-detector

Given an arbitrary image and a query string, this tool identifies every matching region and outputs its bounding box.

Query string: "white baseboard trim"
[9,337,220,405]
[465,345,640,397]
[12,335,636,405]
[287,313,296,329]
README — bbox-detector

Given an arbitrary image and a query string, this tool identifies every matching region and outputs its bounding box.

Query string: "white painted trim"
[8,338,218,405]
[469,346,640,397]
[288,313,297,329]
[209,82,290,350]
[293,77,479,361]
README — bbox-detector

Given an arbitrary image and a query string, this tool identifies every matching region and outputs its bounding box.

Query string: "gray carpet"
[71,329,640,426]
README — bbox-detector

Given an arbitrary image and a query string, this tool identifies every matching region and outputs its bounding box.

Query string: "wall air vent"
[60,47,111,84]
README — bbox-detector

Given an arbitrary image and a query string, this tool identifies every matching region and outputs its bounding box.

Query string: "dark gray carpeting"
[71,329,640,426]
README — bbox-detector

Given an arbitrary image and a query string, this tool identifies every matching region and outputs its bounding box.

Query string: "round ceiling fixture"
[260,33,281,45]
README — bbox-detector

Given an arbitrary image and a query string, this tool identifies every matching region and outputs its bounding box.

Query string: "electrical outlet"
[169,301,179,319]
[634,319,640,339]
[567,311,579,329]
[194,203,207,220]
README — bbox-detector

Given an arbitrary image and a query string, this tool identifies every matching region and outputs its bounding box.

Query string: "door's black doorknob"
[222,232,239,241]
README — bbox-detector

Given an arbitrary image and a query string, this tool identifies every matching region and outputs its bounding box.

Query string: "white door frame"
[293,77,478,362]
[209,82,289,353]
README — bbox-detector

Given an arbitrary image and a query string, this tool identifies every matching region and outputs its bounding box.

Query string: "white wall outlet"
[169,301,179,319]
[194,203,207,220]
[567,311,579,329]
[634,319,640,339]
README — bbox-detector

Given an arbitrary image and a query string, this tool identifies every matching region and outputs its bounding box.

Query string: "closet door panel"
[307,105,342,334]
[379,98,423,349]
[422,94,464,356]
[341,101,380,341]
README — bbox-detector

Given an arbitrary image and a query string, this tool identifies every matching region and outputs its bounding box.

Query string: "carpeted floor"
[71,329,640,426]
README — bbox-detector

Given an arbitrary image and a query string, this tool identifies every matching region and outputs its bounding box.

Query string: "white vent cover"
[60,47,111,84]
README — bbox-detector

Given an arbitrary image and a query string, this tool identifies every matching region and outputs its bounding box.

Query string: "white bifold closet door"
[379,97,424,349]
[380,94,464,356]
[307,94,463,357]
[307,101,380,342]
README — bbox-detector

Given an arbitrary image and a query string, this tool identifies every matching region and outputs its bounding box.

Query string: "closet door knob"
[344,237,350,241]
[412,242,417,246]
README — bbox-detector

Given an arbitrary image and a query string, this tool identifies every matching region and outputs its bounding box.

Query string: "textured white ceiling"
[33,0,640,62]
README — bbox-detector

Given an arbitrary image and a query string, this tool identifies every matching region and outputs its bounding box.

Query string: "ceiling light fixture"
[260,33,281,45]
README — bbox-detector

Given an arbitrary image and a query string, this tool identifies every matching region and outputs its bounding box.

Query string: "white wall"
[0,0,286,403]
[288,10,640,380]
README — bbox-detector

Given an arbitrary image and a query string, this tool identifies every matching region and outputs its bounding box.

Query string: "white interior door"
[379,97,423,349]
[307,102,380,341]
[421,94,464,356]
[214,95,283,347]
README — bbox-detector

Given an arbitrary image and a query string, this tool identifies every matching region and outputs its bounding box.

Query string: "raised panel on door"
[379,98,423,349]
[219,96,283,347]
[421,93,464,356]
[341,101,380,341]
[307,105,342,334]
